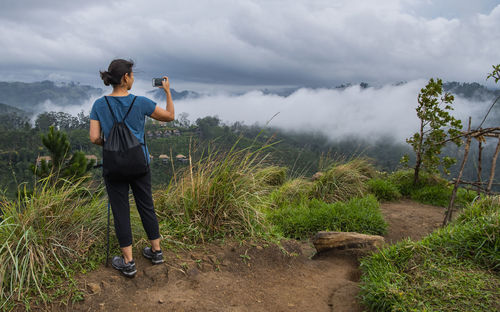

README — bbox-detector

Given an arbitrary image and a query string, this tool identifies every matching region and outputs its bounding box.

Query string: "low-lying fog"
[39,79,492,143]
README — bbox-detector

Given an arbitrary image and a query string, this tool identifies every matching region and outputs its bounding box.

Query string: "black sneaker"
[111,256,137,277]
[142,246,164,264]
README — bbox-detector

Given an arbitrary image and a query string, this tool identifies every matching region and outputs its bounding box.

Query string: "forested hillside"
[0,80,499,198]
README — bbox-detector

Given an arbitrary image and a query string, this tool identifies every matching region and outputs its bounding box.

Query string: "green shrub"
[367,178,402,201]
[410,184,451,207]
[269,178,313,208]
[388,169,446,196]
[267,195,387,239]
[0,177,107,309]
[359,197,500,311]
[311,159,375,203]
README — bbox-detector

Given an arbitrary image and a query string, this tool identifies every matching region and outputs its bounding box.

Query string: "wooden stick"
[443,117,471,226]
[487,138,500,194]
[477,139,483,197]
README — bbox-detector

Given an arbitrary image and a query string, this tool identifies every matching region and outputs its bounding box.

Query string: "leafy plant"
[403,78,463,184]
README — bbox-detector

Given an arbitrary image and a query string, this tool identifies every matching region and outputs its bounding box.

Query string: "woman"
[89,59,174,277]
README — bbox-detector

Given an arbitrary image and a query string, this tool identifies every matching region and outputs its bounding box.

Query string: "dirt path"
[54,200,446,312]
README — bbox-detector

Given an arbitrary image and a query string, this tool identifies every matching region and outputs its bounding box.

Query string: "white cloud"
[150,80,486,142]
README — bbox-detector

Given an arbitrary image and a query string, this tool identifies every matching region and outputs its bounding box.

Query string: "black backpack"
[102,96,148,179]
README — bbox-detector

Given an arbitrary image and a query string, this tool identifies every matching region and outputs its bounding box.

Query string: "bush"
[388,169,476,208]
[367,178,402,201]
[154,145,274,243]
[269,178,313,208]
[266,195,387,239]
[0,177,107,309]
[311,159,375,203]
[359,197,500,311]
[410,184,451,207]
[388,169,446,196]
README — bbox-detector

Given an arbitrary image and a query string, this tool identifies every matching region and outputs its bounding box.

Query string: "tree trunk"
[477,140,483,196]
[413,120,425,185]
[443,117,471,226]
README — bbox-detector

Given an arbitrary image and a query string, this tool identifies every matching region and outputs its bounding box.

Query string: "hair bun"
[99,59,134,87]
[100,71,112,86]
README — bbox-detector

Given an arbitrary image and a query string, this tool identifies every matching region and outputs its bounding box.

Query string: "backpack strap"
[104,96,137,123]
[104,96,117,123]
[122,96,137,122]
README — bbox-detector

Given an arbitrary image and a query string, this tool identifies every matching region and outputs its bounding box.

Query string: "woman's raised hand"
[160,76,170,92]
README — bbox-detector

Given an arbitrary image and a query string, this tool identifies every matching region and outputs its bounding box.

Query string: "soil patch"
[49,200,444,312]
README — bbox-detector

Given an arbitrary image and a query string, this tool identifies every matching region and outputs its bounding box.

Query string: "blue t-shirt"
[90,94,156,163]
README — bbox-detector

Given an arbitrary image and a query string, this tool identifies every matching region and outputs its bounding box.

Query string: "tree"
[404,78,463,184]
[32,126,94,180]
[487,64,500,83]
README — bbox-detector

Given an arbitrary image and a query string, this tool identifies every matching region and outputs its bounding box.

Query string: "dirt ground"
[51,200,446,312]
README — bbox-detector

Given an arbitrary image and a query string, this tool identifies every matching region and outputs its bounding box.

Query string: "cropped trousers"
[104,168,160,248]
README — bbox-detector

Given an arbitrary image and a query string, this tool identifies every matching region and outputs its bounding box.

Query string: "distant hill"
[444,82,500,102]
[0,102,26,115]
[147,88,200,101]
[0,81,103,112]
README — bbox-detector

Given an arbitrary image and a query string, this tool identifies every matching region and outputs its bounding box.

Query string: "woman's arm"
[150,76,175,122]
[89,120,104,146]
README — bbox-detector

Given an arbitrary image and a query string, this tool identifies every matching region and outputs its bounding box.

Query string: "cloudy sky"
[1,0,499,89]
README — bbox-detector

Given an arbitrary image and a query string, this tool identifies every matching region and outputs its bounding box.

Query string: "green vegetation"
[359,197,500,311]
[367,178,402,202]
[311,158,376,203]
[387,169,476,207]
[33,126,95,180]
[153,142,279,244]
[0,176,108,309]
[403,78,462,184]
[1,78,499,310]
[269,178,313,208]
[267,195,387,239]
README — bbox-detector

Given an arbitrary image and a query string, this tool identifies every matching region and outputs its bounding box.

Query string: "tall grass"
[359,196,500,311]
[311,158,377,203]
[154,142,280,243]
[0,176,106,309]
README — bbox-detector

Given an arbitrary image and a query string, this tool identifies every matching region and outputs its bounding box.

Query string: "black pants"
[104,169,160,248]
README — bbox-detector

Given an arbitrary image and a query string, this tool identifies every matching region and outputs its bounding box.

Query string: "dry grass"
[311,158,376,203]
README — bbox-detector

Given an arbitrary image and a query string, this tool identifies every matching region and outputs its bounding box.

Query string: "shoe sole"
[143,250,164,265]
[112,263,137,278]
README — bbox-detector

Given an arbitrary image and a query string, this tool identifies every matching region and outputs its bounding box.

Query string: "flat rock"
[313,231,384,253]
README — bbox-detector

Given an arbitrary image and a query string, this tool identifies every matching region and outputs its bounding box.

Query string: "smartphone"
[152,78,165,87]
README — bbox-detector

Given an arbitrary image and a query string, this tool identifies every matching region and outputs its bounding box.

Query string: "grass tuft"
[0,176,107,309]
[154,143,276,244]
[311,158,376,203]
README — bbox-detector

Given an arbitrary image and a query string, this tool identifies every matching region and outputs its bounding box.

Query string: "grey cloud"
[0,0,499,86]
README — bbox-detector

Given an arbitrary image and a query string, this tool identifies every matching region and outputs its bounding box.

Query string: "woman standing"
[89,59,174,277]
